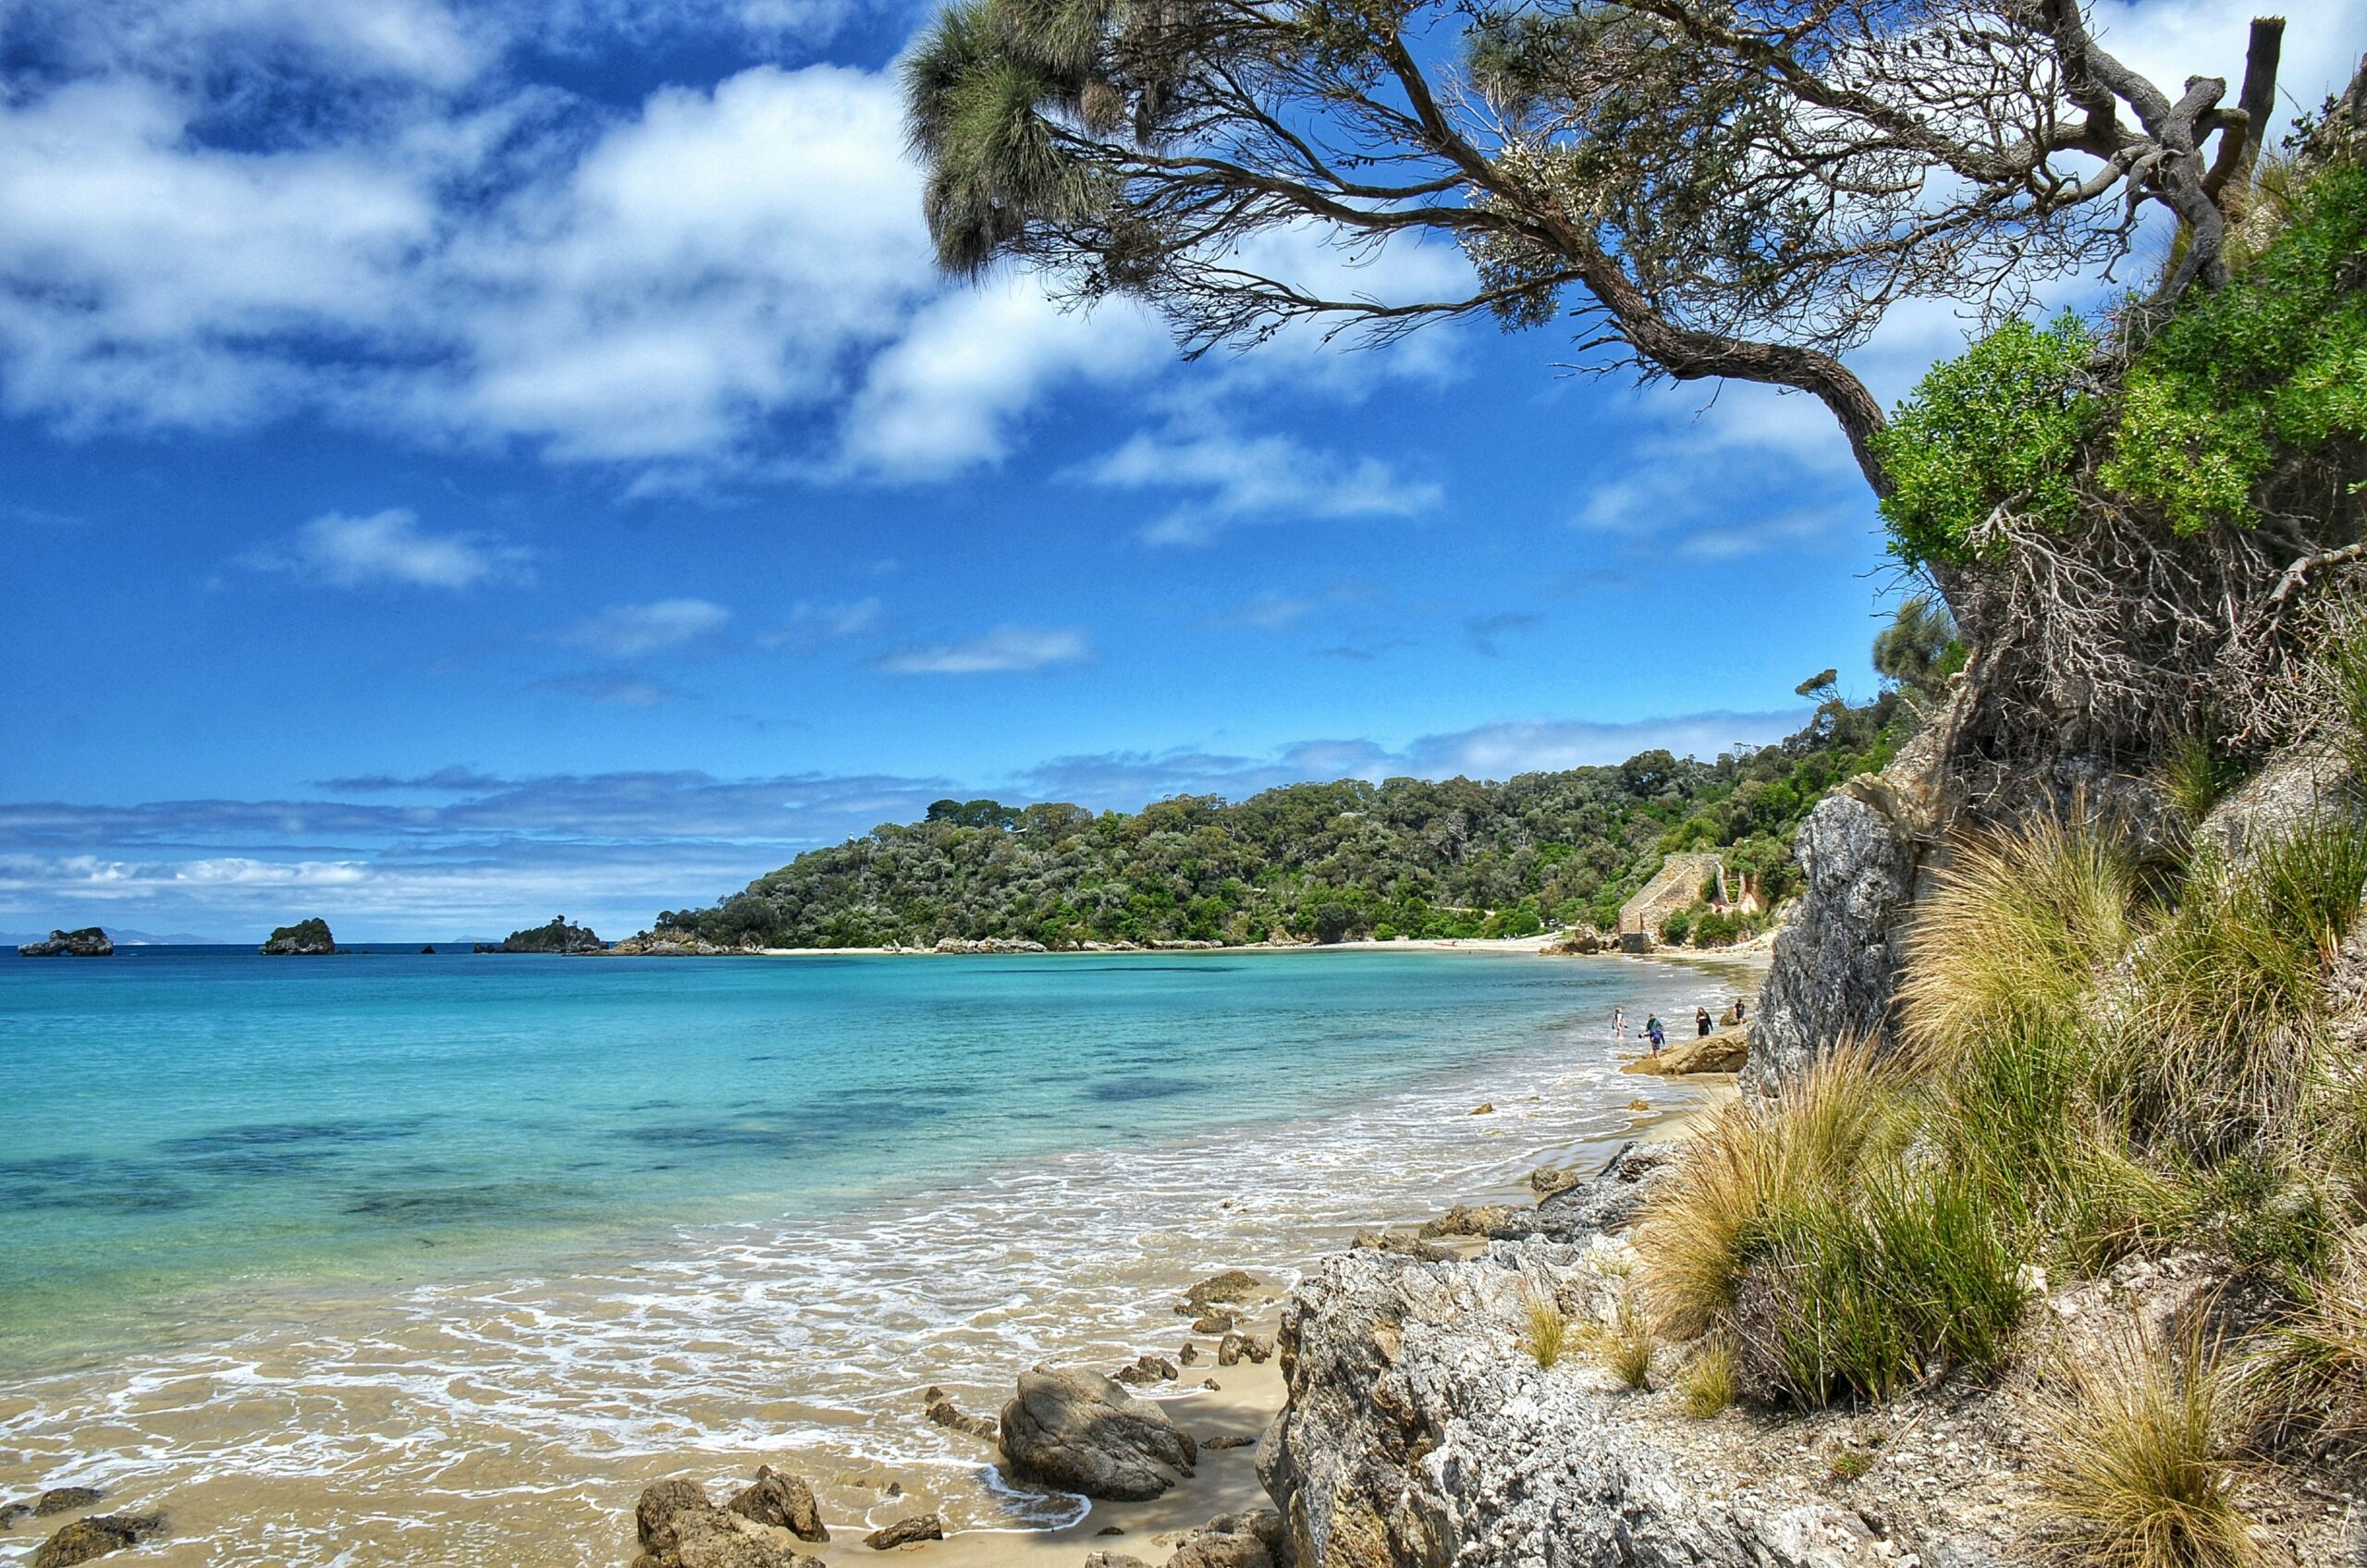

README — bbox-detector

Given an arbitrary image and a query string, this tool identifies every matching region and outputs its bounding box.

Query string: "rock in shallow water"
[726,1466,828,1542]
[996,1368,1196,1501]
[31,1489,103,1518]
[863,1513,943,1550]
[632,1479,822,1568]
[31,1514,163,1568]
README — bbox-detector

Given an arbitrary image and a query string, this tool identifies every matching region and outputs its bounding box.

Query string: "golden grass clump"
[1677,1340,1735,1416]
[1895,815,2139,1073]
[1520,1291,1568,1369]
[2030,1328,2255,1568]
[2242,1235,2367,1450]
[1636,1037,1896,1341]
[1600,1294,1654,1390]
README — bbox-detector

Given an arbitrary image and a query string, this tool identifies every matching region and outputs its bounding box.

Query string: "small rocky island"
[488,916,606,954]
[259,918,337,956]
[17,927,113,958]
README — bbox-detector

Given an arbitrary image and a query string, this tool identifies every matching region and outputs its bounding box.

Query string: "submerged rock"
[16,929,111,958]
[996,1368,1196,1501]
[863,1514,943,1550]
[260,918,336,955]
[1178,1270,1262,1317]
[31,1489,102,1517]
[1114,1353,1179,1386]
[726,1467,828,1542]
[925,1397,999,1443]
[31,1514,162,1568]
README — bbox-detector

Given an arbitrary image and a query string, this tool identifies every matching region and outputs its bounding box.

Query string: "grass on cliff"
[2030,1328,2255,1568]
[1637,1043,2026,1406]
[1520,1292,1568,1368]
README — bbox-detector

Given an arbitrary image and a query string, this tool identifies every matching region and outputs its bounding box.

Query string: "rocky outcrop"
[924,1390,1000,1442]
[497,917,607,954]
[1621,1025,1748,1076]
[1745,784,1920,1097]
[610,929,750,956]
[996,1368,1197,1501]
[725,1467,828,1541]
[1481,1145,1674,1243]
[16,929,112,958]
[632,1478,824,1568]
[260,918,336,955]
[1168,1511,1289,1568]
[31,1514,163,1568]
[933,937,1049,954]
[1257,1242,2007,1568]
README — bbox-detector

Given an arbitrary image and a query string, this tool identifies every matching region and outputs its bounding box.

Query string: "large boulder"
[31,1514,163,1568]
[996,1368,1197,1501]
[1746,786,1919,1097]
[16,929,111,958]
[260,918,336,956]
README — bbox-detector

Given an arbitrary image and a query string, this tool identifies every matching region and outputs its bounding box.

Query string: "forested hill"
[647,622,1953,951]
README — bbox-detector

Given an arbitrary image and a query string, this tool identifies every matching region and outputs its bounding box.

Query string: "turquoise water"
[0,946,1748,1566]
[0,946,1722,1367]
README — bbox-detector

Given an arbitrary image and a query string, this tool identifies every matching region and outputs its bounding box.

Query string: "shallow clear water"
[0,947,1742,1564]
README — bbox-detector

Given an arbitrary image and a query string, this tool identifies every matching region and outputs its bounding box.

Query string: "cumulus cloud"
[1075,421,1443,546]
[560,598,733,655]
[870,626,1093,675]
[243,508,530,590]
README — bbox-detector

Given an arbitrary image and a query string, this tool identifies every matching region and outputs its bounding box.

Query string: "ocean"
[0,946,1745,1564]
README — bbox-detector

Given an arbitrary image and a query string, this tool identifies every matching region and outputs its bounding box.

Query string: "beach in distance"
[0,946,1750,1568]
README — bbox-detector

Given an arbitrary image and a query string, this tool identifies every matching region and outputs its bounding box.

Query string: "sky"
[2,0,2361,940]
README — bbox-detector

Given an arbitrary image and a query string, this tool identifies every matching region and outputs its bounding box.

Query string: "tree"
[904,0,2292,493]
[1871,594,1961,692]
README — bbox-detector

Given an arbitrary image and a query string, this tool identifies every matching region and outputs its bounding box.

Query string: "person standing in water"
[1645,1014,1664,1054]
[1696,1006,1713,1037]
[1613,1005,1627,1040]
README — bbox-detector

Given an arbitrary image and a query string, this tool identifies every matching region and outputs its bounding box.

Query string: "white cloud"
[871,626,1092,674]
[1077,420,1442,545]
[561,598,733,655]
[245,508,529,589]
[840,277,1169,477]
[757,596,883,649]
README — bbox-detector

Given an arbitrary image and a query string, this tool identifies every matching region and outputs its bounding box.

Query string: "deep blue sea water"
[0,946,1747,1566]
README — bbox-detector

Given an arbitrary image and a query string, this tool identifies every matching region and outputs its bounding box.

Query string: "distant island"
[260,918,337,956]
[636,634,1949,954]
[17,927,113,958]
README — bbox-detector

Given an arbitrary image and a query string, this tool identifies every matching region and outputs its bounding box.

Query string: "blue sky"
[2,0,2360,939]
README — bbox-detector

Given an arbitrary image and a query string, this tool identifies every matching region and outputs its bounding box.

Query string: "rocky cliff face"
[1744,783,1922,1097]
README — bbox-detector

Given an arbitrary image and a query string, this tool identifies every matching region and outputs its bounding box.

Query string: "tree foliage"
[904,0,2292,490]
[648,692,1914,949]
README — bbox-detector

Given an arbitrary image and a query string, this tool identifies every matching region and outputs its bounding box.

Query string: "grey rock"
[997,1368,1196,1501]
[31,1515,163,1568]
[1216,1330,1273,1367]
[1190,1313,1238,1334]
[1417,1204,1515,1239]
[16,929,111,959]
[1202,1435,1257,1451]
[1527,1165,1583,1200]
[1168,1512,1285,1568]
[32,1489,102,1518]
[1488,1145,1674,1243]
[1,1502,30,1530]
[926,1398,1000,1443]
[1747,788,1919,1097]
[1259,1247,1982,1568]
[1113,1353,1179,1386]
[1083,1554,1151,1568]
[633,1479,822,1568]
[1349,1231,1457,1263]
[864,1514,943,1550]
[727,1466,828,1542]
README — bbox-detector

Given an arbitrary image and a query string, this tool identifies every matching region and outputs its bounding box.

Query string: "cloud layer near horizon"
[0,707,1806,938]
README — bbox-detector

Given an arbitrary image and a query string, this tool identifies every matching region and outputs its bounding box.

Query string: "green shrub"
[1660,909,1694,945]
[1872,314,2098,565]
[1692,909,1737,947]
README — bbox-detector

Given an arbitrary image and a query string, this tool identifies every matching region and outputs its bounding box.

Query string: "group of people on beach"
[1611,996,1745,1055]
